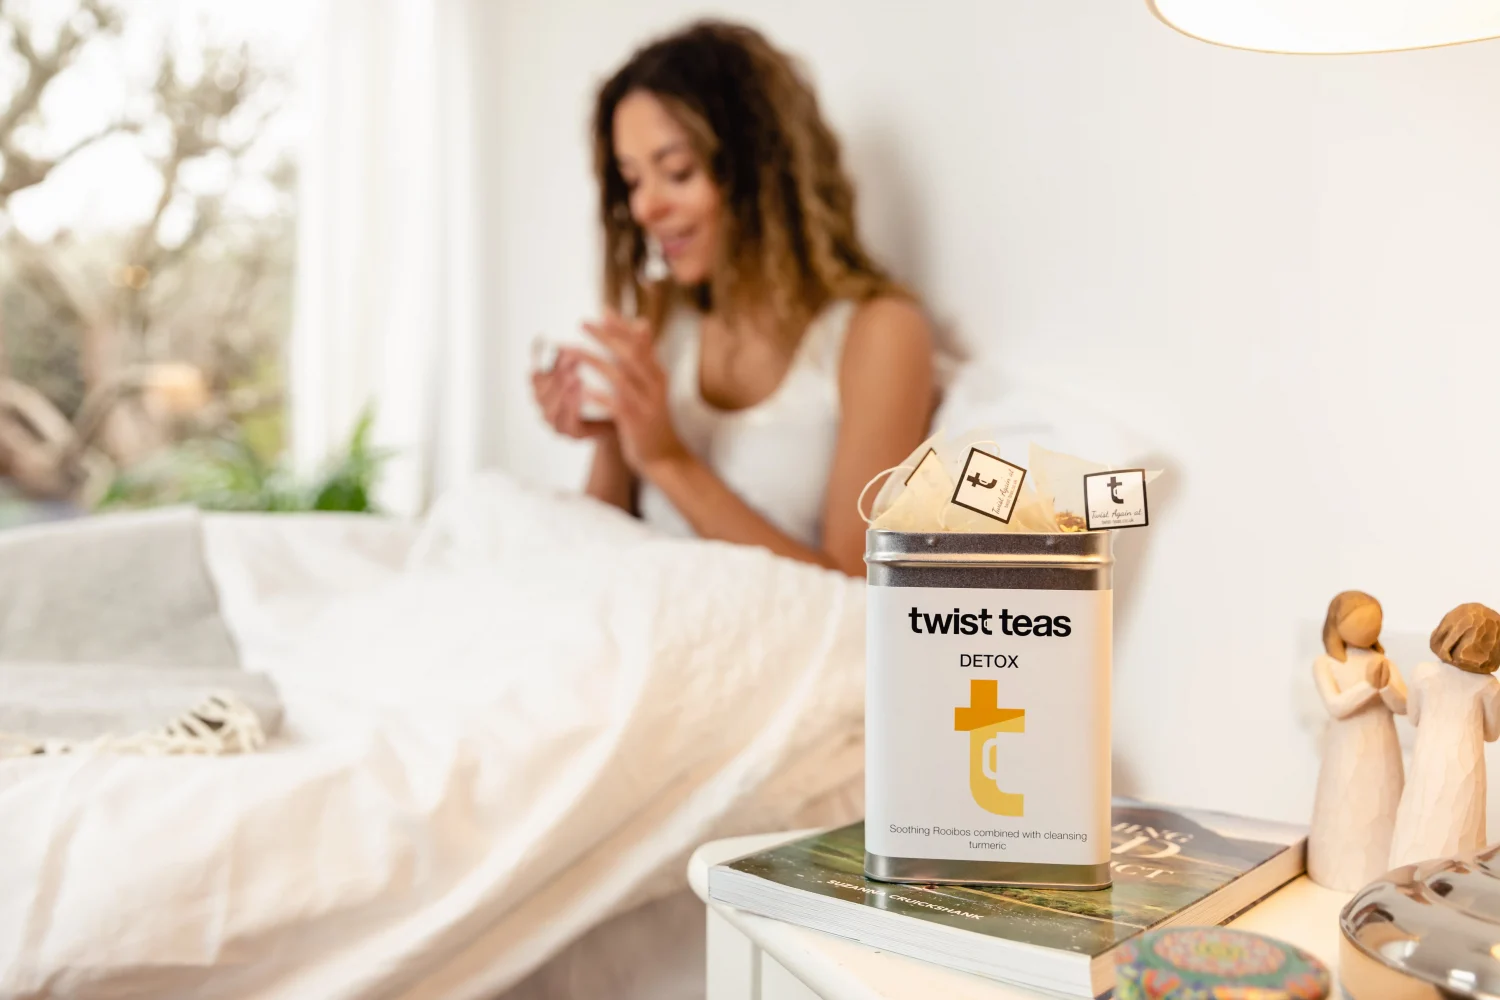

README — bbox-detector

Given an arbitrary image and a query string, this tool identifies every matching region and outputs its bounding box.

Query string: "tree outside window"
[0,0,314,526]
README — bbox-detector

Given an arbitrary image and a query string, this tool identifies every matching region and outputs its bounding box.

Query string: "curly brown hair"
[592,20,901,341]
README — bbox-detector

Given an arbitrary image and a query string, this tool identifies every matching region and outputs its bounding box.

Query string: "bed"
[0,475,866,999]
[0,362,1147,998]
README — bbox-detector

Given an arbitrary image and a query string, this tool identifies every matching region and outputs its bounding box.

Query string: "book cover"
[717,803,1297,959]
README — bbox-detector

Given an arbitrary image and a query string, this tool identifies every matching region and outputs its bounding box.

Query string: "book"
[707,801,1305,998]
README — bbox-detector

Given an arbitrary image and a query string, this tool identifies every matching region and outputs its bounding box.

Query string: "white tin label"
[865,585,1112,865]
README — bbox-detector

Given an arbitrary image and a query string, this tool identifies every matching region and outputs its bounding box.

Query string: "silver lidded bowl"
[1341,844,1500,999]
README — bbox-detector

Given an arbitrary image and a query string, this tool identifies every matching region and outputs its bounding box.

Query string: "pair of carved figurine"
[1308,592,1500,891]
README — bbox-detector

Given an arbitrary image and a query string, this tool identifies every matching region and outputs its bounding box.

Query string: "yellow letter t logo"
[954,679,1025,816]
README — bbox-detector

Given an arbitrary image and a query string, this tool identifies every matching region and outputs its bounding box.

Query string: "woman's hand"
[532,350,613,440]
[1366,656,1390,690]
[577,311,687,475]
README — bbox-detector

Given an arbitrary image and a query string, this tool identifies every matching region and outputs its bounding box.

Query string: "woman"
[532,20,934,577]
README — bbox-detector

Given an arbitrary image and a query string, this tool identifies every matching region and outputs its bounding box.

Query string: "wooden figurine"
[1389,602,1500,870]
[1308,591,1408,891]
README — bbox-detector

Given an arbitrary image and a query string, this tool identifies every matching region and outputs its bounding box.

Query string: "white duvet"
[0,476,866,999]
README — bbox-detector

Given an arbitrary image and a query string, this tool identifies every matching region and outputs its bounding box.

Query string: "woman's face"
[613,90,722,286]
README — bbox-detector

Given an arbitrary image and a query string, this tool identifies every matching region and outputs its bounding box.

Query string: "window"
[0,0,308,527]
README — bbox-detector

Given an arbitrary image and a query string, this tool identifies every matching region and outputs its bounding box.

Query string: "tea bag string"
[938,440,1003,531]
[857,465,914,524]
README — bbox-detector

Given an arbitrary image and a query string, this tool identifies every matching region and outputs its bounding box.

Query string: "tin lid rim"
[865,528,1114,566]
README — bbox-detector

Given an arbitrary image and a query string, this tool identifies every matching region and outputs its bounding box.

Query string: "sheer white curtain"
[292,0,482,516]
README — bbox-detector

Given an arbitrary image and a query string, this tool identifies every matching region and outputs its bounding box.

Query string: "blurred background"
[0,0,309,525]
[3,0,1499,825]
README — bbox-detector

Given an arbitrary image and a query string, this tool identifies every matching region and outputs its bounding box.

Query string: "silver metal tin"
[1340,846,1500,999]
[866,529,1113,592]
[862,852,1113,889]
[864,530,1113,888]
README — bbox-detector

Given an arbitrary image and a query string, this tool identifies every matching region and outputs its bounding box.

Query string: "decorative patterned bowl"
[1341,844,1500,999]
[1114,926,1330,999]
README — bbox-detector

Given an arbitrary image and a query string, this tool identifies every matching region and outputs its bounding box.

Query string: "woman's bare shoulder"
[847,295,932,346]
[840,296,933,382]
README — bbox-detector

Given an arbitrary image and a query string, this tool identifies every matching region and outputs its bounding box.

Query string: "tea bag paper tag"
[1083,469,1149,530]
[950,448,1027,524]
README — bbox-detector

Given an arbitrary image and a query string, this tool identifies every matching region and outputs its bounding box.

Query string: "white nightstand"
[688,831,1351,1000]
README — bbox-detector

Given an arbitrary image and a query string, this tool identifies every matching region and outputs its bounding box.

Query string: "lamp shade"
[1147,0,1500,54]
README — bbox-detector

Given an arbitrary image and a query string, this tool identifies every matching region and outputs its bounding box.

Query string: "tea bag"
[867,430,945,523]
[1009,480,1061,532]
[937,432,1039,532]
[1029,443,1162,531]
[1029,443,1101,532]
[942,475,1054,533]
[872,447,953,531]
[860,433,1164,534]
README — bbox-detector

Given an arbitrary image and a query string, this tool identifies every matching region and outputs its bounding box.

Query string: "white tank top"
[638,300,856,547]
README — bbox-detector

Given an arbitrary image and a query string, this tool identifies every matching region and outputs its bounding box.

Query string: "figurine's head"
[1323,591,1384,662]
[1430,603,1500,674]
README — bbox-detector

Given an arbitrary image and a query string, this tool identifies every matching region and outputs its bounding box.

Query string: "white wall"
[474,0,1500,827]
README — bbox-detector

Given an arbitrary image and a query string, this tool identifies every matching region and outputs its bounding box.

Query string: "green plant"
[99,407,392,514]
[305,407,388,512]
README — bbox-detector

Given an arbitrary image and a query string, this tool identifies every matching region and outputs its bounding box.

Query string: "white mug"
[531,333,613,422]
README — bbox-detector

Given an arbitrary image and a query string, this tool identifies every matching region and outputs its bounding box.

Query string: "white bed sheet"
[0,475,866,998]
